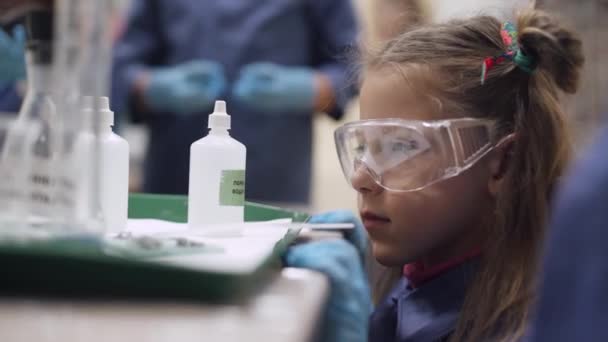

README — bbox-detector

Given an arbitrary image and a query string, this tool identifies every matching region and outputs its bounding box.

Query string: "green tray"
[128,193,309,223]
[0,193,308,302]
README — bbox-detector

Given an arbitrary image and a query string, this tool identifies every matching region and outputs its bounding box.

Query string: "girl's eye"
[354,144,366,155]
[391,140,419,153]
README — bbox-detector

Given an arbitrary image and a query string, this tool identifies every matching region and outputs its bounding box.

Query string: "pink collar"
[403,248,482,288]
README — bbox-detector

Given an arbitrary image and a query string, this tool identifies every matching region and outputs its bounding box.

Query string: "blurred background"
[2,0,606,214]
[115,0,608,213]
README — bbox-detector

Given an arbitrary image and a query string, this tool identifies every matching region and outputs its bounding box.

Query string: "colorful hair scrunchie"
[481,22,537,85]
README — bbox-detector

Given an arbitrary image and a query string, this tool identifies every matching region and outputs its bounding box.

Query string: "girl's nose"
[350,164,383,195]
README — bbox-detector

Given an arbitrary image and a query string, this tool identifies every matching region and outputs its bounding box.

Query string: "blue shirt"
[111,0,359,203]
[369,259,478,342]
[529,127,608,341]
[0,83,22,113]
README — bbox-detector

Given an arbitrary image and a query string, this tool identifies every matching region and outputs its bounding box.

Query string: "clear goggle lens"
[334,118,502,192]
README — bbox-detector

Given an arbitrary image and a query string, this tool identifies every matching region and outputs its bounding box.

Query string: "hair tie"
[481,22,537,85]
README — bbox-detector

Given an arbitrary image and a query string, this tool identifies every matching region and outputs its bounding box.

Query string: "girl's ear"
[487,134,517,198]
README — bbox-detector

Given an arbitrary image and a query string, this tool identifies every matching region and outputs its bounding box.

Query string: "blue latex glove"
[233,62,316,114]
[285,210,371,342]
[0,25,26,82]
[286,240,371,342]
[144,60,226,115]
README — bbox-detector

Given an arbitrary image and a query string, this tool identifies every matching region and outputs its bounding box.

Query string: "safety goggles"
[334,117,505,192]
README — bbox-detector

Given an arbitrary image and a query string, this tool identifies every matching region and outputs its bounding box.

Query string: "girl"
[286,9,584,342]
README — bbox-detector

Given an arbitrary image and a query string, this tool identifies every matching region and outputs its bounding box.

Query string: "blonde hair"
[364,10,584,341]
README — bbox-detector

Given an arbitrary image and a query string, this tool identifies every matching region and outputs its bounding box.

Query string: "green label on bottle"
[219,170,246,206]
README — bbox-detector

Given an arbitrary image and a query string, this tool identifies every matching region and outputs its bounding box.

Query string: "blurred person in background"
[529,125,608,341]
[111,0,359,207]
[0,1,126,114]
[0,22,26,114]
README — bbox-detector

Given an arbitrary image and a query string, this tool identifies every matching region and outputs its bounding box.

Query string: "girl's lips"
[360,211,391,231]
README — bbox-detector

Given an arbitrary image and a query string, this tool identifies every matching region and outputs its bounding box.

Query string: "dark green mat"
[0,193,308,302]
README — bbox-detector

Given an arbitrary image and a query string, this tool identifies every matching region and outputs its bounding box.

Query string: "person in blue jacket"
[528,126,608,342]
[0,23,26,114]
[111,0,359,205]
[285,10,585,342]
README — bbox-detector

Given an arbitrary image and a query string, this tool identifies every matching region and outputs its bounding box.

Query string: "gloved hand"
[286,240,371,342]
[0,25,26,82]
[233,62,316,114]
[284,210,371,342]
[143,60,226,115]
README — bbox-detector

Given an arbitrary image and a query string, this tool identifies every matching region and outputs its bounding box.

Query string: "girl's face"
[357,68,494,267]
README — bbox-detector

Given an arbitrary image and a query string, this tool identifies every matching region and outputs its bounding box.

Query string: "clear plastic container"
[76,97,129,234]
[188,101,247,236]
[0,117,40,237]
[19,50,58,231]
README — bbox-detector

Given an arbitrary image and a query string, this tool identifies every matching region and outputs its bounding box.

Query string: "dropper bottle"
[188,100,246,236]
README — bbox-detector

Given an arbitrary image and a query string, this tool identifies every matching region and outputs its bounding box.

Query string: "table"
[0,268,329,342]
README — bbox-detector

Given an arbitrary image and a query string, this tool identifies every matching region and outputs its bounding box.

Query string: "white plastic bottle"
[188,101,246,234]
[77,97,129,233]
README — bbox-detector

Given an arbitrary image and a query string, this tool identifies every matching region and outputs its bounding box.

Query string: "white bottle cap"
[208,100,231,130]
[82,96,114,128]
